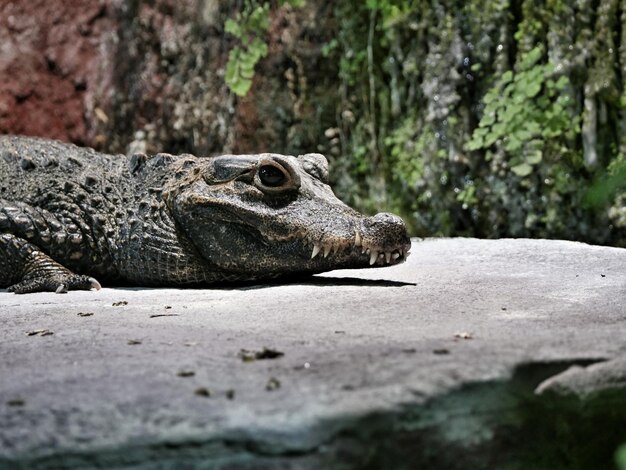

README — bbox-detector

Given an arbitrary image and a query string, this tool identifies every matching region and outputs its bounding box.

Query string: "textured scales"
[0,135,411,293]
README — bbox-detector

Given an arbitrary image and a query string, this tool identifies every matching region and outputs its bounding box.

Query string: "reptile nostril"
[369,212,406,227]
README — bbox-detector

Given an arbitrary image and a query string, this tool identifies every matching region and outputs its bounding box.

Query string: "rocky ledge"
[1,238,625,469]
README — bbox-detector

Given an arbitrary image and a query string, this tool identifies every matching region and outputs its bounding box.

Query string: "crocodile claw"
[89,277,102,291]
[9,275,102,294]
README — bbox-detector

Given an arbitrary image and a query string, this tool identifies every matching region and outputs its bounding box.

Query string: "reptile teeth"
[309,237,406,266]
[354,231,362,247]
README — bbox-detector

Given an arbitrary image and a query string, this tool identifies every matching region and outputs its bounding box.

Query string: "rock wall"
[0,0,335,158]
[0,0,118,145]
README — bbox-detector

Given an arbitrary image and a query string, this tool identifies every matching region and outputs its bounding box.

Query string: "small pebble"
[454,332,473,340]
[266,377,281,391]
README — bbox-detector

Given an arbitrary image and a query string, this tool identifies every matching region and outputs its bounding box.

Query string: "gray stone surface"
[1,238,625,468]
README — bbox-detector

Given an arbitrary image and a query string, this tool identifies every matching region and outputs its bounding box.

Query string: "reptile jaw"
[308,232,410,266]
[262,211,410,269]
[263,228,410,267]
[308,211,411,267]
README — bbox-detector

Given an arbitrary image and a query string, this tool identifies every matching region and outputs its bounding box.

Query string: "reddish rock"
[0,0,117,146]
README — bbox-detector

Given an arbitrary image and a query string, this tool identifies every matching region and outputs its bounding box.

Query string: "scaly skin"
[0,135,411,293]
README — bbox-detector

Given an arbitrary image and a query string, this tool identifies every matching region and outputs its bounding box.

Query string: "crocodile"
[0,135,410,293]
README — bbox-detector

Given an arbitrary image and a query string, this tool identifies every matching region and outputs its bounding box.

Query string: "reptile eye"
[258,164,287,187]
[253,157,300,194]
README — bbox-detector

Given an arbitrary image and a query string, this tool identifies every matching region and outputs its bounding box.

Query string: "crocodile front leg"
[0,233,101,293]
[0,198,107,293]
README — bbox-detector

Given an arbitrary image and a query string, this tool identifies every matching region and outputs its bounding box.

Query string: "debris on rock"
[454,332,473,340]
[25,329,53,337]
[194,387,211,397]
[239,347,285,362]
[177,370,195,378]
[266,377,281,391]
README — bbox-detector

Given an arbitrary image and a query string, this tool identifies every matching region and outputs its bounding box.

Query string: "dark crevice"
[332,358,623,470]
[509,0,523,68]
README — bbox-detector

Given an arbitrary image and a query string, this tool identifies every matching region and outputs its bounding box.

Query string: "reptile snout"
[357,212,411,265]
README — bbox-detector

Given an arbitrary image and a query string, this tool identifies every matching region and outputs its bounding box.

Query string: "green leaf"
[520,46,543,70]
[250,38,269,57]
[526,149,543,165]
[537,96,550,108]
[229,77,253,97]
[491,121,507,137]
[465,137,484,151]
[483,91,497,105]
[525,66,544,83]
[514,129,533,141]
[225,18,242,37]
[473,127,490,138]
[503,83,515,97]
[483,131,499,147]
[615,443,626,470]
[479,112,496,127]
[500,70,513,84]
[501,104,523,123]
[584,161,626,207]
[555,75,569,91]
[525,121,542,135]
[504,135,523,152]
[524,81,542,98]
[248,4,270,31]
[239,67,255,80]
[511,163,533,177]
[225,45,261,96]
[225,48,242,82]
[322,38,338,57]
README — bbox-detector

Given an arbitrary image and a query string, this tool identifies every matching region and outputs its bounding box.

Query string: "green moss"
[321,0,626,246]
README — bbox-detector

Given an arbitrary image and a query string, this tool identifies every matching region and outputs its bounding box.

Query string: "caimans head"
[163,152,410,280]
